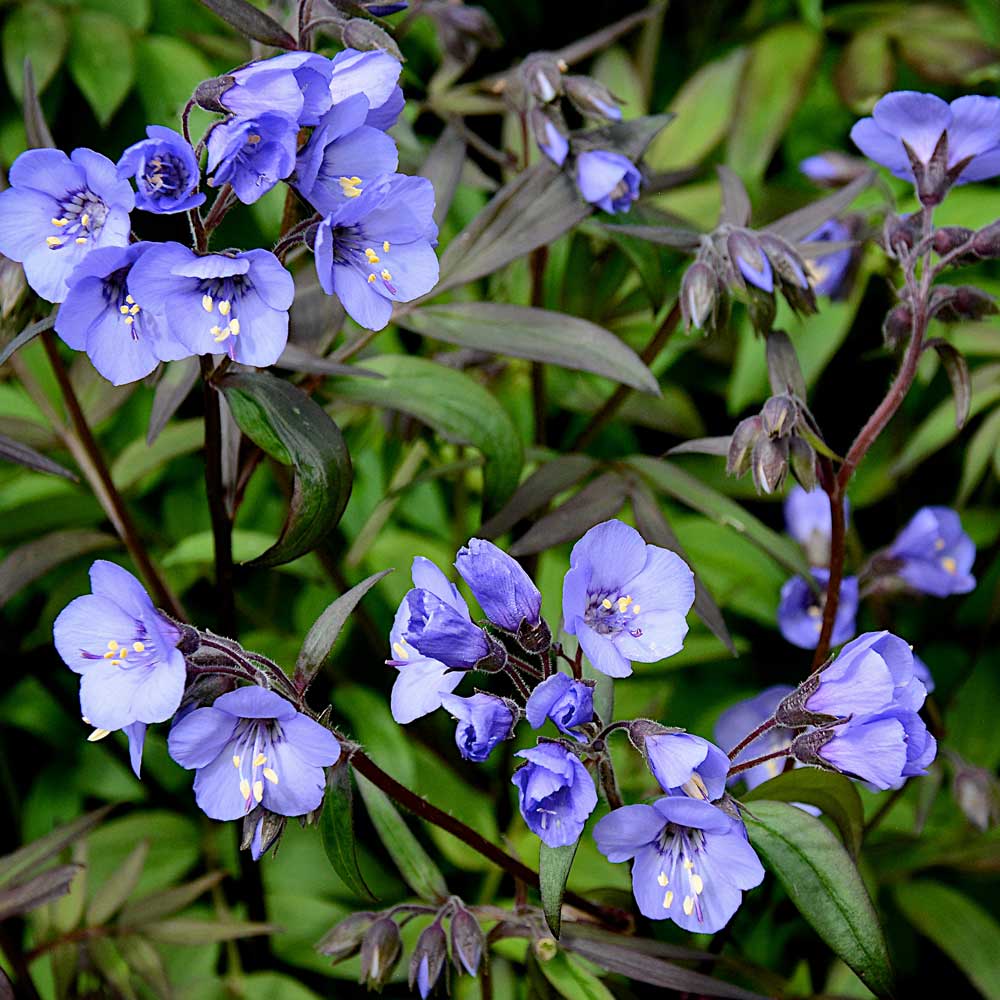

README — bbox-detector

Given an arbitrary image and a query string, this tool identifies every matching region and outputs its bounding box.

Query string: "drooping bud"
[761,394,798,439]
[727,230,773,293]
[883,304,913,349]
[933,226,975,257]
[530,107,569,167]
[240,807,286,861]
[760,234,816,316]
[361,1,409,14]
[972,220,1000,259]
[409,922,448,998]
[751,436,788,495]
[318,911,377,962]
[521,53,564,104]
[952,762,1000,831]
[450,905,485,976]
[680,260,719,332]
[193,75,235,114]
[883,213,922,257]
[789,436,818,491]
[517,616,552,654]
[563,75,623,121]
[360,917,402,990]
[929,285,998,323]
[727,415,762,478]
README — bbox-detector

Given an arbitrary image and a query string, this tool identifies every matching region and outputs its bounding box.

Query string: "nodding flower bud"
[681,260,720,332]
[933,226,975,257]
[317,911,377,962]
[972,220,1000,259]
[760,234,816,316]
[789,436,819,492]
[883,213,922,257]
[563,75,623,122]
[521,53,564,104]
[360,917,402,990]
[760,394,798,439]
[450,905,485,976]
[726,230,773,293]
[751,436,788,495]
[929,285,999,323]
[193,75,235,114]
[240,807,286,860]
[431,3,501,65]
[883,304,913,349]
[409,922,448,999]
[530,107,569,167]
[952,761,1000,831]
[727,415,763,478]
[799,151,870,188]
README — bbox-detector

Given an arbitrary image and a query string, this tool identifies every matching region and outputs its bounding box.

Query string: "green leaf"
[319,765,375,901]
[220,371,353,568]
[2,3,68,100]
[834,30,894,114]
[332,356,522,516]
[399,304,659,393]
[726,23,822,179]
[111,419,203,494]
[0,529,118,606]
[68,11,134,125]
[626,457,815,583]
[0,314,56,368]
[134,36,214,127]
[80,0,151,30]
[355,774,449,902]
[118,871,226,926]
[894,880,1000,999]
[537,948,616,1000]
[743,801,894,999]
[958,406,1000,504]
[86,841,148,926]
[539,840,579,938]
[592,46,646,119]
[743,769,864,857]
[144,918,278,945]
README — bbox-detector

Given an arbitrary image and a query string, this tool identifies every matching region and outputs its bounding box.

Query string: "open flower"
[117,126,205,214]
[715,685,795,791]
[889,506,975,597]
[643,732,729,801]
[440,693,515,762]
[401,589,502,670]
[127,242,294,366]
[455,537,542,632]
[593,797,764,931]
[802,219,854,299]
[54,243,188,385]
[777,569,858,650]
[0,147,133,302]
[219,51,334,126]
[168,686,340,820]
[525,673,593,742]
[313,173,438,331]
[387,557,470,724]
[576,151,640,213]
[562,519,695,677]
[53,561,185,743]
[328,48,403,130]
[206,113,299,205]
[511,743,597,847]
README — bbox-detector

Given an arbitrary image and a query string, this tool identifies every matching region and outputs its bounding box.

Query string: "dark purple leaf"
[0,312,56,367]
[717,164,752,227]
[0,864,82,921]
[0,529,117,606]
[199,0,297,48]
[0,807,111,887]
[599,223,702,252]
[766,329,806,399]
[147,357,200,445]
[275,343,383,378]
[419,125,467,230]
[927,339,971,429]
[667,436,732,457]
[764,169,875,242]
[0,433,76,480]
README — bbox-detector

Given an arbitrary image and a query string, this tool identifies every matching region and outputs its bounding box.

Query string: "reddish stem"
[726,717,777,761]
[728,746,791,778]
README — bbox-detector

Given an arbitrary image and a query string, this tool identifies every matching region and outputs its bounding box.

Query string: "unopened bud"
[789,436,818,491]
[680,260,719,332]
[883,213,922,256]
[318,911,377,962]
[534,936,558,961]
[409,922,447,998]
[789,726,838,768]
[450,906,484,976]
[241,808,286,860]
[521,54,563,104]
[883,304,913,349]
[751,436,788,495]
[563,75,622,122]
[193,75,235,114]
[933,226,975,257]
[972,220,1000,258]
[726,230,772,293]
[431,3,501,65]
[361,1,408,14]
[799,151,869,188]
[474,633,510,673]
[360,917,402,989]
[761,395,798,439]
[930,284,998,323]
[727,415,762,478]
[517,616,552,654]
[530,107,568,167]
[953,764,1000,831]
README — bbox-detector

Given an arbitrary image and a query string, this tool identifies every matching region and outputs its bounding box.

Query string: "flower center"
[198,276,247,353]
[231,719,281,811]
[143,153,187,196]
[583,592,642,637]
[330,226,397,293]
[656,826,708,919]
[47,190,108,250]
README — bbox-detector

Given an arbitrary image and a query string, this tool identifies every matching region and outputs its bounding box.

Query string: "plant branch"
[726,717,778,761]
[727,747,791,777]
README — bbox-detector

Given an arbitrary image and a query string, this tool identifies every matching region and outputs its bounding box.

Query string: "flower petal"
[168,707,239,769]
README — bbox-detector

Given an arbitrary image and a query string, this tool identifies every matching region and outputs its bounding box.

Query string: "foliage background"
[2,0,1000,997]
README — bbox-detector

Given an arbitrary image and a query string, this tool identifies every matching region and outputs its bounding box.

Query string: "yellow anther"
[51,217,68,227]
[350,176,360,184]
[601,598,613,610]
[683,859,694,870]
[263,767,278,784]
[75,237,88,245]
[88,728,112,742]
[239,778,251,800]
[683,774,710,800]
[807,605,822,618]
[126,295,135,304]
[253,780,264,803]
[109,659,122,666]
[364,248,380,263]
[941,556,958,574]
[683,895,695,915]
[229,318,240,335]
[690,873,704,894]
[657,872,668,887]
[103,651,116,659]
[367,273,376,283]
[211,325,225,341]
[119,647,128,658]
[392,641,409,660]
[617,595,633,613]
[120,305,131,314]
[124,316,134,325]
[108,641,119,650]
[232,755,241,768]
[338,176,363,197]
[253,753,267,767]
[202,294,213,312]
[46,236,64,247]
[81,213,89,227]
[381,269,392,281]
[383,241,391,253]
[935,538,946,550]
[129,304,140,315]
[218,299,231,316]
[663,890,674,909]
[633,604,641,614]
[247,134,261,145]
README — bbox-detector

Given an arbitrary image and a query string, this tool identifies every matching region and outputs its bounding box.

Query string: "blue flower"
[525,673,593,742]
[593,797,764,931]
[851,92,1000,188]
[54,243,188,386]
[117,126,205,214]
[329,48,403,130]
[511,743,597,848]
[440,693,514,762]
[127,242,294,366]
[777,570,858,650]
[313,173,439,331]
[362,2,409,15]
[401,588,502,670]
[802,219,853,298]
[889,506,975,597]
[53,561,185,745]
[388,557,469,724]
[913,653,935,694]
[207,113,299,205]
[643,732,729,801]
[168,685,340,820]
[562,519,695,678]
[531,110,568,166]
[0,147,133,302]
[784,485,850,566]
[715,686,796,791]
[455,537,541,631]
[294,94,399,216]
[576,151,640,213]
[727,230,774,292]
[221,52,335,126]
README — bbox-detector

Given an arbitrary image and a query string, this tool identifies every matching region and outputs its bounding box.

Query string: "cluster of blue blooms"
[778,487,975,650]
[0,46,438,384]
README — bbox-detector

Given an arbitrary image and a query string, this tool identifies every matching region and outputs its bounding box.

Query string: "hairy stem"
[726,717,778,761]
[727,747,791,777]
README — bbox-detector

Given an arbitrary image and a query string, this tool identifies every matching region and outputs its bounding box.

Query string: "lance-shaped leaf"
[766,330,807,399]
[0,434,76,481]
[537,949,615,1000]
[22,56,56,149]
[86,841,149,926]
[742,769,864,858]
[743,801,894,999]
[0,312,56,367]
[295,569,392,691]
[717,165,752,227]
[220,371,352,568]
[765,169,875,243]
[144,918,279,945]
[0,865,82,922]
[0,807,111,887]
[199,0,296,48]
[275,343,382,378]
[539,840,579,938]
[420,125,467,229]
[147,358,199,445]
[926,339,971,429]
[397,303,659,393]
[0,529,117,606]
[320,765,375,901]
[599,223,702,252]
[331,356,522,517]
[667,436,731,458]
[573,113,674,161]
[119,872,226,927]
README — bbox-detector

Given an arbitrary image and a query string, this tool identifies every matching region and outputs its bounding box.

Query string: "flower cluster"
[0,46,438,384]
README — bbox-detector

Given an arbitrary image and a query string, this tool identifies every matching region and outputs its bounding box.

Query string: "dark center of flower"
[583,592,642,638]
[142,152,189,197]
[101,265,143,341]
[47,189,108,251]
[330,223,398,294]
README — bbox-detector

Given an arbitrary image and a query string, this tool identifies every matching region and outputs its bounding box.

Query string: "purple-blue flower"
[117,126,205,215]
[727,231,774,293]
[889,506,975,597]
[511,743,597,847]
[206,113,299,205]
[593,797,764,931]
[168,685,340,820]
[221,52,334,126]
[802,219,853,299]
[913,653,935,694]
[851,92,1000,187]
[715,685,795,791]
[531,110,568,166]
[313,173,438,331]
[401,589,499,670]
[576,151,640,213]
[328,48,403,131]
[777,570,858,650]
[0,147,133,302]
[440,693,514,762]
[53,561,185,749]
[455,537,541,631]
[388,557,468,724]
[127,242,294,366]
[54,243,188,386]
[784,485,850,567]
[294,94,399,216]
[562,519,695,678]
[643,732,729,801]
[525,673,593,742]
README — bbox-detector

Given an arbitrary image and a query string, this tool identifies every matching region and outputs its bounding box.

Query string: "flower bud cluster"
[728,394,817,495]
